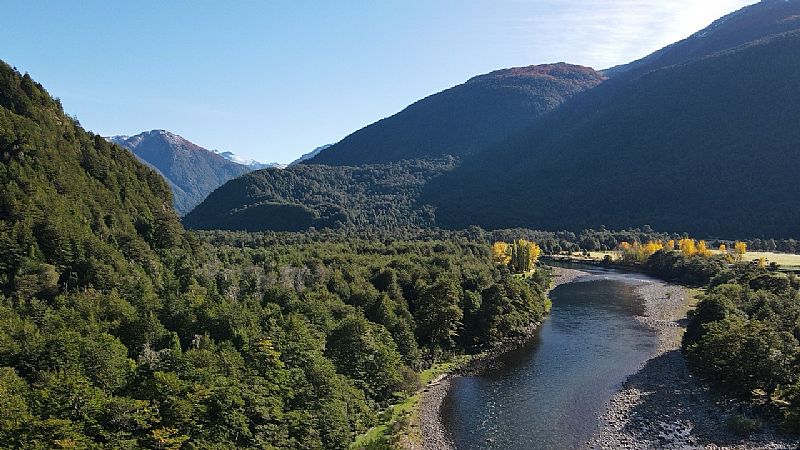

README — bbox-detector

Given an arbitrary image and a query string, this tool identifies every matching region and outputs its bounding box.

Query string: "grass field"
[739,251,800,268]
[567,250,800,270]
[567,251,621,261]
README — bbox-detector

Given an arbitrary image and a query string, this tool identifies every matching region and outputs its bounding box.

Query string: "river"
[441,268,659,449]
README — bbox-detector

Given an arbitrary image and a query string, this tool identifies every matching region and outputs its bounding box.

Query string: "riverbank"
[419,266,590,450]
[589,280,798,449]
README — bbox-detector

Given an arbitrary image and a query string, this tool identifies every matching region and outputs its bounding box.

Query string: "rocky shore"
[419,375,454,450]
[419,266,590,450]
[589,280,798,450]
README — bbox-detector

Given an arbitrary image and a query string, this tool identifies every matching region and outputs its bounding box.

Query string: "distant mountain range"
[190,0,800,238]
[426,26,800,237]
[109,130,324,215]
[213,149,285,170]
[424,0,800,238]
[108,130,255,215]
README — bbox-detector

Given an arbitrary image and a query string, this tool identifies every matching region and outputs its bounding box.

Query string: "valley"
[3,1,800,449]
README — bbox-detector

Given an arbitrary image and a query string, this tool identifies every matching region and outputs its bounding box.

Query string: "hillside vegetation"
[184,158,457,231]
[425,30,800,238]
[308,63,604,165]
[198,2,800,239]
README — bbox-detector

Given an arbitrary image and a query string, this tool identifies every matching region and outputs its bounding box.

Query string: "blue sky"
[2,0,757,163]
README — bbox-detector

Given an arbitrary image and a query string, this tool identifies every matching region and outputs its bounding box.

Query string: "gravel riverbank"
[589,280,798,450]
[419,266,590,450]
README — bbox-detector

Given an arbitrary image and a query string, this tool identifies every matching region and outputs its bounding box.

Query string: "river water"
[441,268,658,449]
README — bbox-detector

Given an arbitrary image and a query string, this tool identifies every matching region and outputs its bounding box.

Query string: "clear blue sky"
[2,0,757,163]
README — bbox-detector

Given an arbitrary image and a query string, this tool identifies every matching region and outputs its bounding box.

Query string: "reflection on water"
[442,270,657,450]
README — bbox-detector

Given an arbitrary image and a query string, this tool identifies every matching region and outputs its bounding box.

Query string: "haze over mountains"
[186,0,800,238]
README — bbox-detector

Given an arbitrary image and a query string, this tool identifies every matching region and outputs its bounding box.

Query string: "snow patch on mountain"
[290,144,332,165]
[212,150,285,170]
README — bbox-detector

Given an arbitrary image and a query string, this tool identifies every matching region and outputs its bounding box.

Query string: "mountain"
[424,28,800,238]
[307,63,605,165]
[289,144,331,165]
[213,149,285,170]
[604,0,800,79]
[183,157,456,231]
[109,130,251,215]
[197,1,800,237]
[0,59,182,298]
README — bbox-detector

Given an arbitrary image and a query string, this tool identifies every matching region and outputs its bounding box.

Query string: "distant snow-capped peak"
[213,149,285,170]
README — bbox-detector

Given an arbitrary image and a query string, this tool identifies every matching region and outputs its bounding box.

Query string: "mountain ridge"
[307,62,606,165]
[424,28,800,238]
[109,130,252,215]
[604,0,800,78]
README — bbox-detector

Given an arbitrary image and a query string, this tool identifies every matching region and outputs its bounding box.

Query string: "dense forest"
[683,262,800,423]
[183,158,457,231]
[0,61,556,449]
[308,63,604,166]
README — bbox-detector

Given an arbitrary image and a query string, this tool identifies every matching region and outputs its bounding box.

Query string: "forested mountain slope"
[110,130,251,214]
[308,63,605,165]
[424,30,800,238]
[183,158,456,231]
[0,62,183,297]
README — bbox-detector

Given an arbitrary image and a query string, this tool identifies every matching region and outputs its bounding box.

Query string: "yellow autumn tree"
[734,241,747,262]
[718,243,732,262]
[492,242,511,265]
[697,240,712,257]
[667,240,676,251]
[644,240,664,256]
[679,238,697,256]
[619,240,663,264]
[528,240,542,263]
